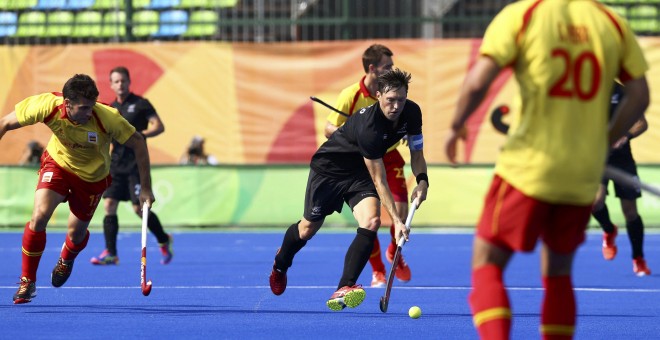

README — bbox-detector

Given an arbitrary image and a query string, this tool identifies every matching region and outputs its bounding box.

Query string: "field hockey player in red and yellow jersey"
[445,1,650,339]
[0,74,155,304]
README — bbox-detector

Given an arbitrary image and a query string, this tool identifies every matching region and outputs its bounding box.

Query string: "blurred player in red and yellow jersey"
[445,1,649,339]
[0,74,155,304]
[324,44,413,288]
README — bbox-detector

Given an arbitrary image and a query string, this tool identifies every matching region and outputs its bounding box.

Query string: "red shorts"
[383,149,408,202]
[476,175,591,254]
[37,151,111,221]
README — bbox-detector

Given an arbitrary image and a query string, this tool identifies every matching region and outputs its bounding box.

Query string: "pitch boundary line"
[0,285,658,293]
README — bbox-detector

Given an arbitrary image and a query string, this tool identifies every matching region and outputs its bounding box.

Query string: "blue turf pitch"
[0,230,658,339]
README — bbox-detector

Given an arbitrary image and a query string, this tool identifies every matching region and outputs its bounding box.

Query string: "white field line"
[0,285,658,293]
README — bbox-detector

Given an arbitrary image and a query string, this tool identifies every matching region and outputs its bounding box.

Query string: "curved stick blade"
[379,296,388,313]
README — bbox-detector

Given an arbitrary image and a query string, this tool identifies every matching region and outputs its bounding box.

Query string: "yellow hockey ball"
[409,306,422,319]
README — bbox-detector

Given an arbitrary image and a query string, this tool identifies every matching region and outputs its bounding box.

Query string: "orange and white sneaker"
[386,244,411,282]
[602,226,618,261]
[326,285,366,311]
[371,271,386,288]
[633,257,651,277]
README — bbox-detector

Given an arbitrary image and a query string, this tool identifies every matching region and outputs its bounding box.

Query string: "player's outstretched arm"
[610,77,649,146]
[124,132,155,208]
[0,112,21,141]
[409,149,428,206]
[445,56,501,164]
[364,157,406,241]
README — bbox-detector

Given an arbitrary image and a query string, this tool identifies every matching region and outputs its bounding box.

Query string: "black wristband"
[416,173,429,186]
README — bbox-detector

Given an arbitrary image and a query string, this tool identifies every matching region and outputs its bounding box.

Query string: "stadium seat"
[132,10,159,37]
[72,10,102,37]
[183,9,217,37]
[629,5,659,33]
[153,9,188,37]
[177,0,207,9]
[92,0,124,10]
[33,0,67,10]
[15,11,46,37]
[609,5,627,17]
[133,0,152,9]
[64,0,95,10]
[149,0,181,9]
[100,10,125,37]
[5,0,38,10]
[208,0,238,8]
[44,10,74,37]
[0,12,18,36]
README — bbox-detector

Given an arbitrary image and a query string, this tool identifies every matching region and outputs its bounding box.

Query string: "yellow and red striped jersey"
[15,92,136,182]
[482,0,648,204]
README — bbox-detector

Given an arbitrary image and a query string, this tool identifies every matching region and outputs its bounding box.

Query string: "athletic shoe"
[602,226,618,261]
[386,244,411,282]
[159,234,174,265]
[13,277,36,304]
[90,249,119,265]
[371,271,386,288]
[51,258,74,288]
[633,257,651,277]
[269,266,287,295]
[326,285,366,311]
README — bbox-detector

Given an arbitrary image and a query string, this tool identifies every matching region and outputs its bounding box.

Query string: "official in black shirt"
[269,69,429,311]
[90,66,174,266]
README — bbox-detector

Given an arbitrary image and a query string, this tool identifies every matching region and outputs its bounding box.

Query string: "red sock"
[469,264,511,340]
[21,222,46,282]
[541,276,575,340]
[386,224,398,254]
[61,230,90,261]
[369,237,385,272]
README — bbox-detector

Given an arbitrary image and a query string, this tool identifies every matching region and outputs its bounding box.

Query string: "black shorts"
[604,156,641,200]
[103,171,141,204]
[303,169,379,222]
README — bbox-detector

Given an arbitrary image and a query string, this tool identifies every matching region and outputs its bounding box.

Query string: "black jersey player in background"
[90,66,173,266]
[593,82,651,276]
[269,69,429,311]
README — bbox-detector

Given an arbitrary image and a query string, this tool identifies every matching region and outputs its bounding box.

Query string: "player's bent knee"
[298,220,322,240]
[364,216,381,231]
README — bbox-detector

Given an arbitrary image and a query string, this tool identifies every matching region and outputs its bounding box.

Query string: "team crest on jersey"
[88,132,98,143]
[359,108,366,114]
[128,104,136,113]
[41,171,53,183]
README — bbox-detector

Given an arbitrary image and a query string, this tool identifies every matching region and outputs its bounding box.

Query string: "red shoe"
[386,243,411,282]
[269,266,287,295]
[269,248,287,295]
[371,270,386,288]
[159,234,174,265]
[326,285,366,311]
[602,226,618,261]
[633,257,651,277]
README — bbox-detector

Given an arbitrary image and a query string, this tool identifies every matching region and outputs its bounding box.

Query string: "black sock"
[274,222,307,271]
[103,215,119,255]
[592,204,615,233]
[626,215,645,259]
[147,212,169,244]
[337,228,377,289]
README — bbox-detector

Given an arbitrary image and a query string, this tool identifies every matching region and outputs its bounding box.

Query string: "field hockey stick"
[379,197,420,313]
[141,201,153,296]
[604,165,660,197]
[309,96,350,117]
